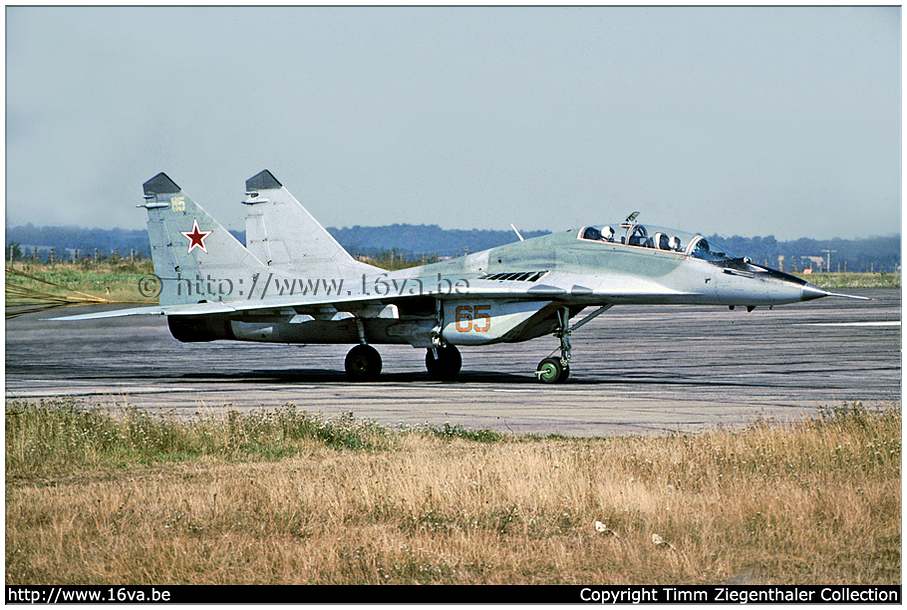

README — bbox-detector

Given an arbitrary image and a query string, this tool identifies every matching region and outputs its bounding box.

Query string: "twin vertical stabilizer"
[140,171,378,307]
[141,173,267,306]
[242,170,381,277]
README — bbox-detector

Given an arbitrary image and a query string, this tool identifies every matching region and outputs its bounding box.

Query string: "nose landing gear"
[536,308,572,384]
[535,304,613,384]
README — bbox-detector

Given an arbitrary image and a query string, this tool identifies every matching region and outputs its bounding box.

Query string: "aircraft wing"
[47,271,693,322]
[46,282,546,321]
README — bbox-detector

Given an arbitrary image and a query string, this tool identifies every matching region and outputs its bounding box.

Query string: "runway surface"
[6,288,900,437]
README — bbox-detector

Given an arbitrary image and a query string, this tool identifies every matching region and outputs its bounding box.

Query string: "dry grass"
[6,399,900,585]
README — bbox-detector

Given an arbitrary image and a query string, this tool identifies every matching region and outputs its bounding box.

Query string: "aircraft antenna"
[511,223,525,242]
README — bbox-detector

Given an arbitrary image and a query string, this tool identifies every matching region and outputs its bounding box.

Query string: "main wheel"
[536,357,569,384]
[345,344,382,380]
[425,344,462,380]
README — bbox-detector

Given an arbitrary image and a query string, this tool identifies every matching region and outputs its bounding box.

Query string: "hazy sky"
[6,6,901,240]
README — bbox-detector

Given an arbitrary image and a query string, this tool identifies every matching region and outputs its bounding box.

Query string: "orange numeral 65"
[455,305,491,332]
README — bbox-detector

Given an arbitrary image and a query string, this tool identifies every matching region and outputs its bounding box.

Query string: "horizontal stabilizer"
[47,301,239,321]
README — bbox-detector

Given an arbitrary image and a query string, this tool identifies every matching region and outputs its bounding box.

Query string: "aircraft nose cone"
[801,283,828,301]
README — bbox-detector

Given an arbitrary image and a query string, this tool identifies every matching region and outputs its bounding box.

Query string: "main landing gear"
[345,344,382,380]
[344,343,462,381]
[426,344,462,380]
[345,317,382,381]
[425,301,462,381]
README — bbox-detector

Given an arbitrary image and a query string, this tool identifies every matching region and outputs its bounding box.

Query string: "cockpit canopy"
[579,222,741,264]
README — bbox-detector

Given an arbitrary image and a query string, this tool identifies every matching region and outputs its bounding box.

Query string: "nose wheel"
[536,357,569,383]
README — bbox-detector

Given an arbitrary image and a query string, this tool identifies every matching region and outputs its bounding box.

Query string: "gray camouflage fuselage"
[54,170,853,383]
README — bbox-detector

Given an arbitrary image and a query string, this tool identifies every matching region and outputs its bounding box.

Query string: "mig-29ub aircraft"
[53,170,864,383]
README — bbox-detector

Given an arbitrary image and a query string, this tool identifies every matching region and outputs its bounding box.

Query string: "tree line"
[6,223,900,273]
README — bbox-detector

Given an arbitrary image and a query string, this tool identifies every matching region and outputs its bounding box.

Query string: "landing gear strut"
[425,299,462,381]
[536,308,571,384]
[426,344,462,380]
[535,304,613,384]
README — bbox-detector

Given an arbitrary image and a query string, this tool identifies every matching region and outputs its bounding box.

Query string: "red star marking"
[181,218,212,254]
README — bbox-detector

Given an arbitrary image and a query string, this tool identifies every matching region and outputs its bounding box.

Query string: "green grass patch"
[793,272,900,289]
[417,421,507,443]
[6,260,158,306]
[5,400,392,479]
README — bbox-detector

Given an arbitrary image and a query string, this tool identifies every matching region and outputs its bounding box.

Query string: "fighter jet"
[54,170,864,383]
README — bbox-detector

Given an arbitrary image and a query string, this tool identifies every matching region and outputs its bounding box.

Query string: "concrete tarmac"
[5,288,900,437]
